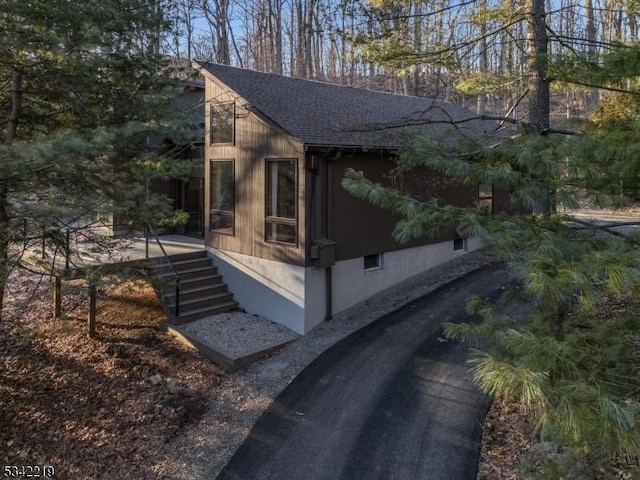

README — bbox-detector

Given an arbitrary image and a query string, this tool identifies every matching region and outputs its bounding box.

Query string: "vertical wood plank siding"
[327,152,477,262]
[204,79,306,266]
[203,76,500,268]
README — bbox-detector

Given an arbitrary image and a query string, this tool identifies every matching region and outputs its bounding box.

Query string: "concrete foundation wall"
[303,266,327,333]
[207,248,307,334]
[331,238,481,315]
[208,238,480,335]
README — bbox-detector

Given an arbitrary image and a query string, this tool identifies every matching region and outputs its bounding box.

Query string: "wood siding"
[324,151,476,262]
[204,78,306,266]
[202,73,508,269]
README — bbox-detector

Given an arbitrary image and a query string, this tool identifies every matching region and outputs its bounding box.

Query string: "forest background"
[166,0,633,120]
[4,0,640,476]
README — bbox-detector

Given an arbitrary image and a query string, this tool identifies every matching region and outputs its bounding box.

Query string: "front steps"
[149,248,300,372]
[151,250,238,325]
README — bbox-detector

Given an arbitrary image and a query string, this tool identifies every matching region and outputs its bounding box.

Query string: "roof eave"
[194,61,304,150]
[303,143,403,154]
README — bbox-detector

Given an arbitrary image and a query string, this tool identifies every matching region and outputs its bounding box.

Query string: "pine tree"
[0,0,198,320]
[342,44,640,462]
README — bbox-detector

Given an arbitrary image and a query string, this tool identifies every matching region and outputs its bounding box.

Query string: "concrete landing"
[166,312,301,372]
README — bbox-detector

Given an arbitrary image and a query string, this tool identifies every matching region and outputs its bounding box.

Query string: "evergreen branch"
[0,164,55,183]
[345,109,579,136]
[548,32,629,52]
[471,352,549,409]
[560,78,640,96]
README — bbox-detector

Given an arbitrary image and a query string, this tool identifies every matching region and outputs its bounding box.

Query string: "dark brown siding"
[326,152,476,262]
[493,187,528,215]
[175,87,204,109]
[204,78,306,266]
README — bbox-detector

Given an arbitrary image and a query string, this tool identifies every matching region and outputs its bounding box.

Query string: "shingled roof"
[195,61,494,150]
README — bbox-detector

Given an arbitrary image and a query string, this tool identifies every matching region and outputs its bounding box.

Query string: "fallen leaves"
[0,270,225,479]
[477,292,640,479]
[477,398,535,480]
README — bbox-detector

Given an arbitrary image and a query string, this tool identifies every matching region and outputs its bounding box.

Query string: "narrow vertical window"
[209,102,234,145]
[265,159,297,245]
[479,184,493,212]
[210,160,234,234]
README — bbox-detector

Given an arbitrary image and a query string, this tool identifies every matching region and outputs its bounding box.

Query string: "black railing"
[146,224,180,318]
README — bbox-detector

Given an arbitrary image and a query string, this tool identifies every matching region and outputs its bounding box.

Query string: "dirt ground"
[2,267,640,479]
[0,272,224,479]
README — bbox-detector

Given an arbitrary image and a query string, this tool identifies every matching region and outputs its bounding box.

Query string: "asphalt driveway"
[217,263,512,480]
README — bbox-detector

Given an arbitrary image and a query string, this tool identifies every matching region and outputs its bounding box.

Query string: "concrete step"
[148,250,207,270]
[167,291,235,314]
[171,301,240,325]
[166,318,300,372]
[163,283,228,303]
[158,265,219,281]
[176,273,225,290]
[166,250,208,262]
[172,258,216,271]
[148,249,239,325]
[151,257,213,274]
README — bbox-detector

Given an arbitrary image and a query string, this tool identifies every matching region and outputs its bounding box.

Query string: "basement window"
[364,253,382,271]
[453,237,466,252]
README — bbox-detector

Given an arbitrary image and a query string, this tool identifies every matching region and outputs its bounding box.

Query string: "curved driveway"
[217,264,510,480]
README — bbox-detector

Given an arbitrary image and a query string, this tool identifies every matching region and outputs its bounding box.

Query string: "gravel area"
[179,313,301,358]
[159,248,498,479]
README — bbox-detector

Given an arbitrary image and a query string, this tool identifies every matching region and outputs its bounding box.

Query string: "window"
[209,102,234,145]
[479,184,493,212]
[210,160,234,234]
[453,237,466,252]
[364,253,382,271]
[265,159,297,245]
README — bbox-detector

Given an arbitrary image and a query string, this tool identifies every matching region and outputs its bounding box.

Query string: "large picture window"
[209,102,234,145]
[210,160,235,234]
[265,159,297,245]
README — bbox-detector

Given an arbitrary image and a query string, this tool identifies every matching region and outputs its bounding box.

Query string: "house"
[157,79,206,238]
[110,79,206,238]
[193,62,504,335]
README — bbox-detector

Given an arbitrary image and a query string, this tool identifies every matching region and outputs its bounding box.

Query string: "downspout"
[325,159,333,321]
[326,266,332,321]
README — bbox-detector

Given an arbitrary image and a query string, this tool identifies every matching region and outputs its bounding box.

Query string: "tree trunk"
[412,0,422,96]
[217,0,231,64]
[1,68,23,321]
[477,0,488,115]
[274,0,283,75]
[585,0,599,110]
[526,0,550,134]
[526,0,554,215]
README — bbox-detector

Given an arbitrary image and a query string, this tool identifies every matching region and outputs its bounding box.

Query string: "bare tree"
[201,0,233,64]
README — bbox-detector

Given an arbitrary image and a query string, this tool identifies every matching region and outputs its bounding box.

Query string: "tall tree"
[342,0,640,467]
[0,0,196,320]
[201,0,234,64]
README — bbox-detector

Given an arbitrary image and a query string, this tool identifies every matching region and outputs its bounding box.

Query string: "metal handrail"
[146,224,181,318]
